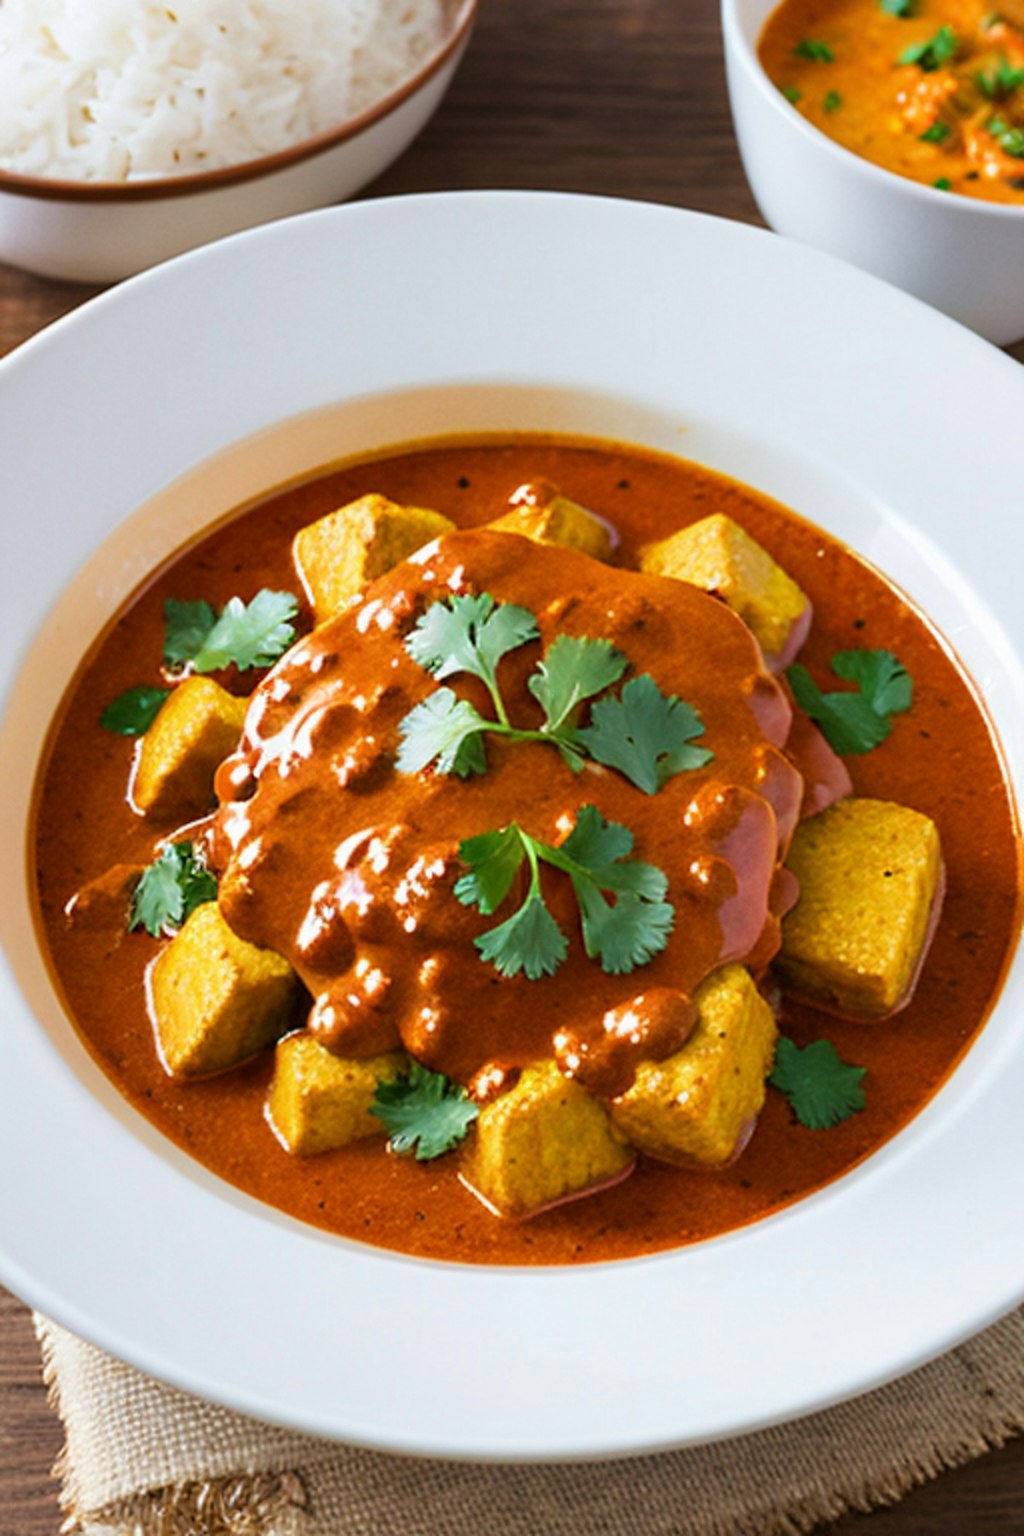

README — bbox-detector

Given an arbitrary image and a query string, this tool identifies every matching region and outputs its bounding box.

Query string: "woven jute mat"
[34,1306,1024,1536]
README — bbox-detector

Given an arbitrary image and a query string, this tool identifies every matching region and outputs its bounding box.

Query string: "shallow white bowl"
[0,192,1022,1459]
[722,0,1024,345]
[0,0,475,284]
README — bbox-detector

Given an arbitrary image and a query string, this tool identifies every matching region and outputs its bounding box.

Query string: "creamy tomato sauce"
[760,0,1024,204]
[31,437,1021,1265]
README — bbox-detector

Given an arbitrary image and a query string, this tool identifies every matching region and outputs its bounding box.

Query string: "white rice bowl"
[0,0,450,181]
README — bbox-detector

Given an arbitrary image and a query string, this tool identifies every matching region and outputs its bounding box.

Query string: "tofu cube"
[777,797,943,1019]
[610,965,777,1167]
[150,902,296,1078]
[488,480,613,560]
[267,1032,406,1155]
[133,677,247,821]
[639,513,810,666]
[462,1060,634,1218]
[293,493,454,621]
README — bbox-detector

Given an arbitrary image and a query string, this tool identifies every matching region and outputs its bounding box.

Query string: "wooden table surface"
[1,2,1022,1532]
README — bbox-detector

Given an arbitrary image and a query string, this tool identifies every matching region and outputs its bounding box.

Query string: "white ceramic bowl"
[722,0,1024,345]
[0,0,476,284]
[1,193,1022,1459]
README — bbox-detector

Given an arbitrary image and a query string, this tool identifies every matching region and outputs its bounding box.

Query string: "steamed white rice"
[0,0,450,181]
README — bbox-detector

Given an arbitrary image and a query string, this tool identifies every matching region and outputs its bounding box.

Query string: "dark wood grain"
[1,0,1021,1531]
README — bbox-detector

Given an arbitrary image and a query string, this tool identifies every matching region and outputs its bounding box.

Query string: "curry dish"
[760,0,1024,204]
[32,436,1021,1265]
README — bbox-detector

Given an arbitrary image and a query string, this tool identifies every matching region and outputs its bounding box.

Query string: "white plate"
[0,192,1021,1461]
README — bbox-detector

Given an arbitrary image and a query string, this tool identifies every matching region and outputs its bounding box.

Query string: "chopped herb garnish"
[129,841,217,938]
[370,1063,479,1160]
[919,120,951,142]
[787,647,912,756]
[398,595,711,793]
[933,175,953,189]
[99,684,171,736]
[824,89,844,112]
[976,58,1024,99]
[881,0,916,15]
[782,83,803,102]
[898,23,958,70]
[795,38,834,61]
[993,122,1024,156]
[164,589,299,673]
[456,805,674,980]
[770,1037,866,1129]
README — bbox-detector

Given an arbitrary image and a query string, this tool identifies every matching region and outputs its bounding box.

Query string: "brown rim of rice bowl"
[0,0,477,204]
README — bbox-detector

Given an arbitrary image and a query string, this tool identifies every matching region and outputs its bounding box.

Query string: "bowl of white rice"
[0,0,477,282]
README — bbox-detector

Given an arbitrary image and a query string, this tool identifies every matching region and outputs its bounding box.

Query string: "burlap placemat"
[34,1306,1024,1536]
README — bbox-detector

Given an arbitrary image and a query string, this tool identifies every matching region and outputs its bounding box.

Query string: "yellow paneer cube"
[610,965,777,1167]
[461,1060,634,1218]
[150,902,296,1078]
[488,481,613,561]
[777,797,943,1019]
[267,1033,406,1155]
[639,513,809,664]
[133,676,247,821]
[293,493,454,621]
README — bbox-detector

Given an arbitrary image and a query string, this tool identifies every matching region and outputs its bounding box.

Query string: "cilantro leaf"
[164,598,216,665]
[831,648,912,717]
[458,806,673,980]
[881,0,915,14]
[976,59,1024,100]
[475,891,569,980]
[795,38,835,61]
[769,1036,867,1129]
[99,685,171,735]
[129,841,217,938]
[824,89,843,111]
[787,648,913,756]
[576,674,713,794]
[405,593,538,709]
[454,825,526,913]
[395,688,490,777]
[919,120,951,142]
[898,23,957,70]
[190,590,299,673]
[370,1062,479,1160]
[528,634,627,733]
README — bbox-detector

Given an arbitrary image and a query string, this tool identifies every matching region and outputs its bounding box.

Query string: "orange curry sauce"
[760,0,1024,203]
[31,438,1021,1265]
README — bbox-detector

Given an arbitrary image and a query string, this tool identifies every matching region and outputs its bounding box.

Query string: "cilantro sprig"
[770,1036,866,1129]
[397,594,711,794]
[787,647,912,756]
[100,684,172,736]
[794,38,835,61]
[370,1062,479,1160]
[164,589,299,673]
[898,23,958,70]
[129,841,217,938]
[976,58,1024,100]
[456,804,674,980]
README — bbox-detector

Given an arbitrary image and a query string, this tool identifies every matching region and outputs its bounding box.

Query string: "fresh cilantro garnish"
[128,841,218,938]
[898,24,957,70]
[770,1036,866,1129]
[782,83,803,102]
[824,89,844,111]
[99,684,171,735]
[370,1062,479,1160]
[881,0,916,15]
[787,647,912,755]
[576,674,712,794]
[456,805,674,980]
[398,595,711,793]
[795,38,835,61]
[919,119,951,141]
[976,58,1024,99]
[933,175,953,189]
[164,590,299,673]
[992,120,1024,155]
